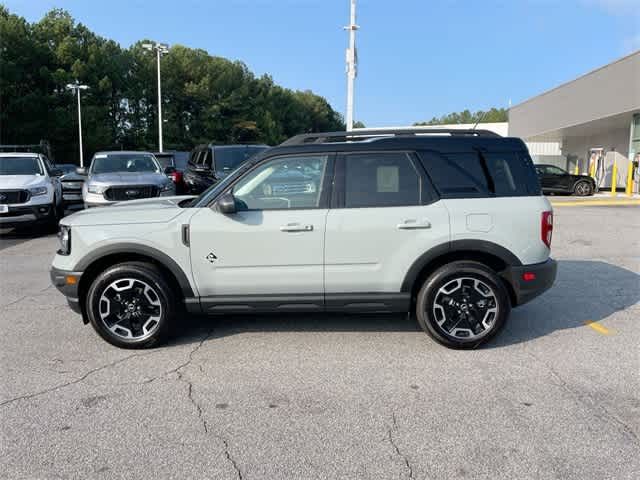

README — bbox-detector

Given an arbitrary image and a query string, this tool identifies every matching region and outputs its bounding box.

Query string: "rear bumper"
[50,267,83,315]
[501,258,557,306]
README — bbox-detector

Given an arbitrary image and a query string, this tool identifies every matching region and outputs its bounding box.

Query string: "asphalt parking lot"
[1,204,639,480]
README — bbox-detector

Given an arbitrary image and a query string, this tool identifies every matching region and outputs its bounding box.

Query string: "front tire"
[573,180,593,196]
[415,261,510,349]
[85,262,175,348]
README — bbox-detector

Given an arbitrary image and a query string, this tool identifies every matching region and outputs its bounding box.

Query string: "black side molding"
[74,243,195,298]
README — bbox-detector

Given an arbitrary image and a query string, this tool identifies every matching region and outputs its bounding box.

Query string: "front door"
[324,151,450,310]
[189,153,334,311]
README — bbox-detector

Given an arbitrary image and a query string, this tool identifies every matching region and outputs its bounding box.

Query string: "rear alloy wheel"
[416,261,510,349]
[574,180,593,196]
[86,262,175,348]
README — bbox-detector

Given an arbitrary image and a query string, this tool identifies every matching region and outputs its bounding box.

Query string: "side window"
[203,149,213,169]
[232,155,329,210]
[343,152,422,208]
[483,152,530,195]
[420,150,537,197]
[189,150,200,166]
[419,151,488,196]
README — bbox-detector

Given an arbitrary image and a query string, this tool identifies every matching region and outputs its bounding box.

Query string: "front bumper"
[500,258,557,306]
[0,204,54,227]
[50,267,83,315]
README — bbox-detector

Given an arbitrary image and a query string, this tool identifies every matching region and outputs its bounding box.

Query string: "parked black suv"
[183,144,269,194]
[535,164,596,196]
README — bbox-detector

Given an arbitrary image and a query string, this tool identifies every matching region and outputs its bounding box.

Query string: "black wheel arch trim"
[74,243,195,298]
[400,240,523,292]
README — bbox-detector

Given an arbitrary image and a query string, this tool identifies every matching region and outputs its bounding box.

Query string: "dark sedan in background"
[535,164,596,196]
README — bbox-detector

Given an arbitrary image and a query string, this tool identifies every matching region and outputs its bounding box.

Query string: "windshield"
[0,156,43,175]
[91,154,160,174]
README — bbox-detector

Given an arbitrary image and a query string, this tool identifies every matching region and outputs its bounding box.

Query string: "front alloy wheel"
[98,278,163,341]
[86,262,175,348]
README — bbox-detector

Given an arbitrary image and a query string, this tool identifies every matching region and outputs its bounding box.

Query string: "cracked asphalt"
[1,205,639,479]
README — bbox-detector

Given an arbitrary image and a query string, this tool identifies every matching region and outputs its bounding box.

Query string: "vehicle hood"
[88,172,167,186]
[60,172,85,182]
[61,195,196,226]
[0,175,47,189]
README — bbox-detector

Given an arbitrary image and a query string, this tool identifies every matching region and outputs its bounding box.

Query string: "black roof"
[258,129,527,159]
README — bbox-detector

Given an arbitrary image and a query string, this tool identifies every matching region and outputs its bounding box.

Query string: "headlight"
[87,185,107,194]
[57,225,71,255]
[29,186,48,196]
[160,182,173,192]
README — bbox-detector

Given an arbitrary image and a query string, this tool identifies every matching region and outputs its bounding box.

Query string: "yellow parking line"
[551,200,640,207]
[584,320,613,335]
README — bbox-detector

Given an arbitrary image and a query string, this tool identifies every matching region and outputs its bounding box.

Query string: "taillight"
[541,211,553,248]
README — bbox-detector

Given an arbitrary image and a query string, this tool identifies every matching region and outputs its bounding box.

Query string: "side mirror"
[76,167,88,176]
[51,168,63,177]
[164,166,177,174]
[217,193,237,215]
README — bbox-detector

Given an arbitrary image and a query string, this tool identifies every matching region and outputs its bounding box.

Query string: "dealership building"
[360,50,639,191]
[509,50,639,191]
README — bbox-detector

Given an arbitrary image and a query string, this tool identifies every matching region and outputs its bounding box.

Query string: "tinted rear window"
[418,150,539,197]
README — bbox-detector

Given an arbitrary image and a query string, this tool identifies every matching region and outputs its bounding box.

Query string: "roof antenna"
[472,110,488,130]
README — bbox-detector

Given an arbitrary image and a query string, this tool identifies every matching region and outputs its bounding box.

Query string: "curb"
[550,199,640,207]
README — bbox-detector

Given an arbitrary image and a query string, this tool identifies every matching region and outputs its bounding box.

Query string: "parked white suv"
[0,153,64,229]
[51,129,557,349]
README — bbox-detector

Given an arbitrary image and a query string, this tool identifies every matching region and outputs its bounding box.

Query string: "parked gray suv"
[79,151,175,207]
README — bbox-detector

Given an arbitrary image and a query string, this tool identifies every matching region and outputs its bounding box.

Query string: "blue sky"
[5,0,639,126]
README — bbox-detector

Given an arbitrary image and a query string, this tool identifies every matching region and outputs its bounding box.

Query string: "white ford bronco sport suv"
[51,129,557,349]
[1,152,64,228]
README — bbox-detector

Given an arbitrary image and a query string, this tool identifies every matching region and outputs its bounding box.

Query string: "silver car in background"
[79,151,175,207]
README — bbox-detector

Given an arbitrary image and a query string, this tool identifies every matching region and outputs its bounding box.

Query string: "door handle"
[280,223,314,232]
[397,220,431,230]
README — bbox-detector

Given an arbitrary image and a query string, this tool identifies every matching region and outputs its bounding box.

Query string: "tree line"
[0,7,345,164]
[414,107,508,126]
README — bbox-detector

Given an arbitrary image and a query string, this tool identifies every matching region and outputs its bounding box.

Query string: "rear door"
[324,151,450,310]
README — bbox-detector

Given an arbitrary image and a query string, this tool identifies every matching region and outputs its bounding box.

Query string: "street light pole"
[344,0,359,132]
[142,42,170,152]
[66,80,89,167]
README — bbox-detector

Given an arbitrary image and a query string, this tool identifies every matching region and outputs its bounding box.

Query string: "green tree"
[414,107,508,126]
[0,7,345,163]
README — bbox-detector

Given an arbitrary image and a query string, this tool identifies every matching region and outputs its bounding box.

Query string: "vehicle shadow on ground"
[491,260,639,347]
[0,226,57,251]
[167,260,639,349]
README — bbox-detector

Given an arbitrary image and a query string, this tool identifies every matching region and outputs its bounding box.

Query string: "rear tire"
[415,261,510,349]
[573,180,593,196]
[85,262,175,349]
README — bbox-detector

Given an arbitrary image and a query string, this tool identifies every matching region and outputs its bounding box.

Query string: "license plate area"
[0,205,8,214]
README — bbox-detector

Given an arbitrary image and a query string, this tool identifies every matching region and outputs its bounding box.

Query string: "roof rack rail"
[280,128,501,146]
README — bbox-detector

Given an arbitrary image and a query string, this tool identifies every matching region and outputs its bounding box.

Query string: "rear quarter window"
[418,149,540,198]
